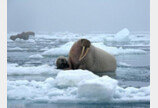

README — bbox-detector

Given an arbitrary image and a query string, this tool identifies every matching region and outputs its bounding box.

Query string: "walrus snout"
[79,39,91,61]
[80,39,91,47]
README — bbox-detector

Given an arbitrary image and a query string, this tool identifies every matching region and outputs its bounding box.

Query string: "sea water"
[7,28,150,108]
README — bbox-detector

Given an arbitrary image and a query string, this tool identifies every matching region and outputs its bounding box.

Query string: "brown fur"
[68,39,116,73]
[56,56,69,69]
[10,31,35,41]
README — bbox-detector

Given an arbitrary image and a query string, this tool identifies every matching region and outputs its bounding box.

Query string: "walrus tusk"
[79,46,85,61]
[79,48,89,61]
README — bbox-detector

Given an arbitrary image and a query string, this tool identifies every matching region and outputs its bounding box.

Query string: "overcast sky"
[7,0,150,33]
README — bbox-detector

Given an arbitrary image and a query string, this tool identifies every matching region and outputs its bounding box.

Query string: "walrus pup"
[67,39,116,72]
[56,56,69,69]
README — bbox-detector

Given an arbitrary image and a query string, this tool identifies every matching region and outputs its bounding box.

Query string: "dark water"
[8,100,149,108]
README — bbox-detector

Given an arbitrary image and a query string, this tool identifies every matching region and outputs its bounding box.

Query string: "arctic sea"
[7,28,150,108]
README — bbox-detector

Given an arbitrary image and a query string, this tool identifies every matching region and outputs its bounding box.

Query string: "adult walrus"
[56,39,116,73]
[10,31,35,41]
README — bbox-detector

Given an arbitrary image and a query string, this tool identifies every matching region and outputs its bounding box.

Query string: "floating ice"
[78,76,118,101]
[54,70,99,88]
[114,28,130,42]
[29,54,44,59]
[118,62,131,67]
[93,43,146,55]
[113,86,150,102]
[42,42,74,56]
[40,47,49,51]
[7,64,59,75]
[42,41,145,56]
[7,69,150,103]
[7,47,23,51]
[14,38,36,43]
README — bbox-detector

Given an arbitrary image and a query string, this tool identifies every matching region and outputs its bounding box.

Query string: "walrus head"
[79,39,91,61]
[10,35,17,41]
[56,56,69,69]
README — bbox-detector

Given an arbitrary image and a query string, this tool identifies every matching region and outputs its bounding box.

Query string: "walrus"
[10,31,35,41]
[56,39,116,73]
[56,56,69,69]
[10,35,17,41]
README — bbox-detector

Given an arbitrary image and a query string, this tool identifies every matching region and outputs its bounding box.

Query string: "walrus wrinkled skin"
[56,56,69,69]
[56,39,117,73]
[10,31,35,41]
[68,39,116,72]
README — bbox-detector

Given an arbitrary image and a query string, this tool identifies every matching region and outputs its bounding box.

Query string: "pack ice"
[7,69,150,103]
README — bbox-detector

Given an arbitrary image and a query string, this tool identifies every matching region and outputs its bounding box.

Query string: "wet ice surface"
[7,29,150,108]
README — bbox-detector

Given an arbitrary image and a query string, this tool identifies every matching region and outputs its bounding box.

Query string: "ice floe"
[7,69,150,103]
[8,47,23,51]
[54,70,99,88]
[114,28,130,42]
[7,64,59,75]
[42,42,74,56]
[42,42,146,56]
[29,54,44,59]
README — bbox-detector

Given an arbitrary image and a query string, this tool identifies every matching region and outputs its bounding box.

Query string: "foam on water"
[7,69,150,103]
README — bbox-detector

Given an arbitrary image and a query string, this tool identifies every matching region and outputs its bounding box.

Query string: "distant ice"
[42,42,74,56]
[93,43,146,55]
[114,28,130,42]
[29,54,44,59]
[7,47,23,51]
[118,62,131,67]
[42,41,146,56]
[7,69,150,103]
[14,38,36,43]
[40,47,49,51]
